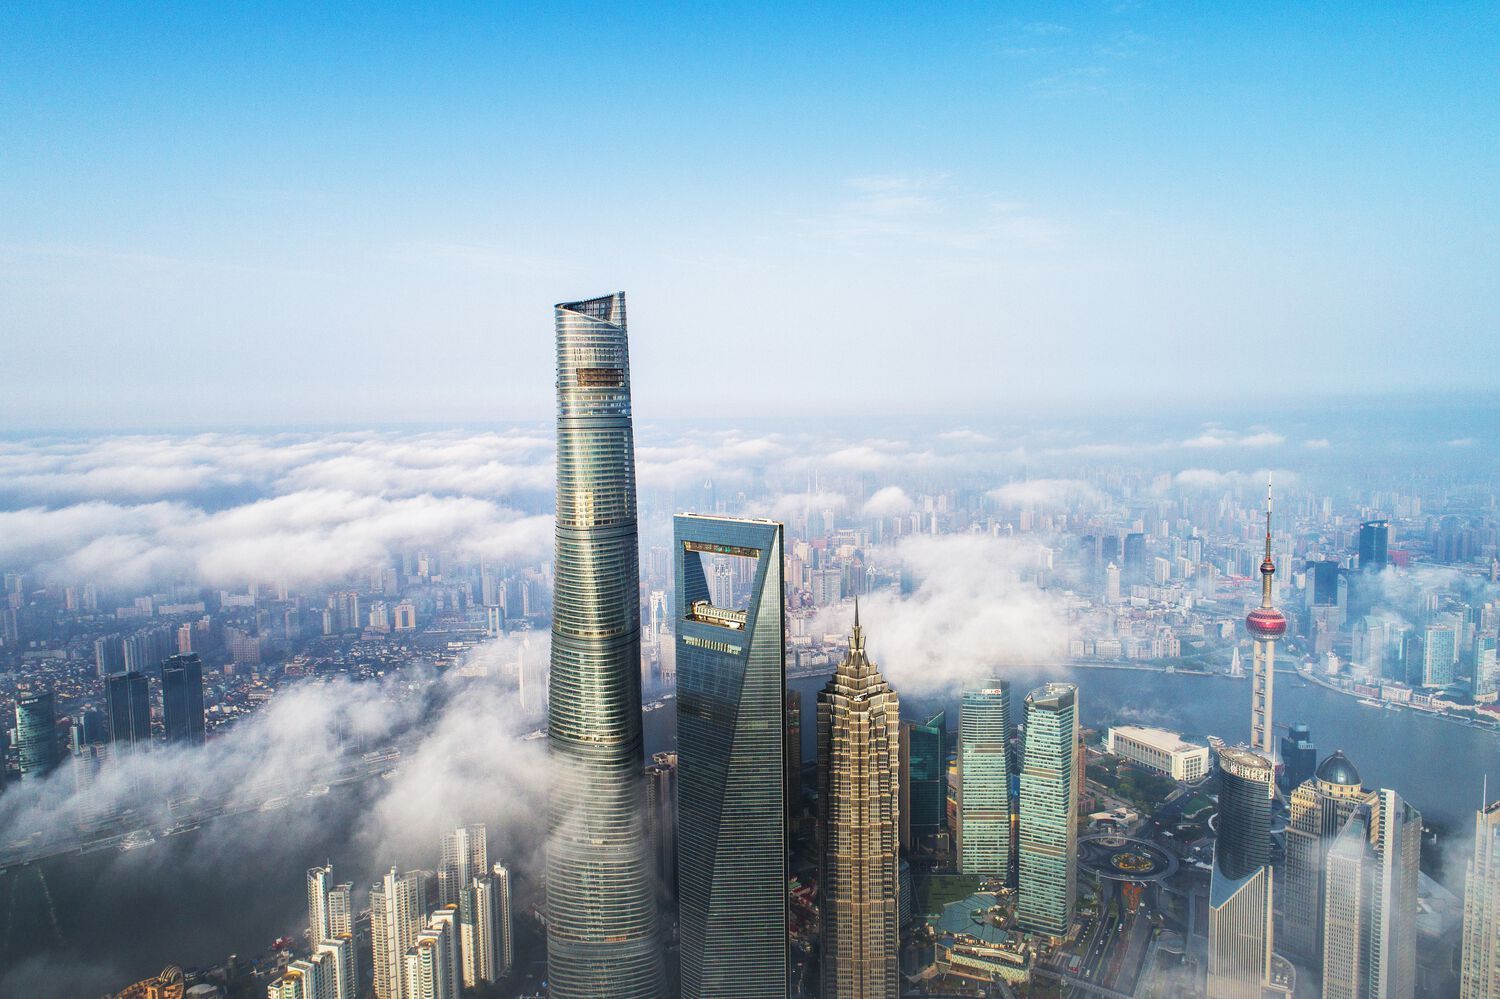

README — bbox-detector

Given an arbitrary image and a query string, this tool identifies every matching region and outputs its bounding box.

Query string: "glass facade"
[545,292,663,998]
[958,685,1011,880]
[161,653,206,746]
[674,515,787,998]
[900,709,945,850]
[1208,746,1275,999]
[105,671,151,752]
[1017,683,1078,937]
[15,690,58,779]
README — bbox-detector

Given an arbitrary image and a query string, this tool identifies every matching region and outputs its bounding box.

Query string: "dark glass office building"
[1208,746,1275,998]
[1358,520,1389,572]
[162,653,206,746]
[106,671,151,751]
[900,710,946,850]
[1278,722,1316,793]
[545,292,663,998]
[674,514,787,998]
[16,690,58,779]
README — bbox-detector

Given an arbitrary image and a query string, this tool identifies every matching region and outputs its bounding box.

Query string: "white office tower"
[315,935,357,999]
[371,867,426,999]
[439,823,488,907]
[1322,789,1421,999]
[403,908,460,999]
[460,864,513,987]
[1461,800,1500,999]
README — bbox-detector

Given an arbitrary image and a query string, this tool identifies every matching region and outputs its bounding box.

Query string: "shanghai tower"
[546,292,664,997]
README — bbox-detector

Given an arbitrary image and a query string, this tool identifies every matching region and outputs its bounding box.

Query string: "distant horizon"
[3,390,1499,436]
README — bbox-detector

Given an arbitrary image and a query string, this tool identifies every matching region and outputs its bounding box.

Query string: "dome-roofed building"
[1315,750,1362,791]
[1284,751,1376,961]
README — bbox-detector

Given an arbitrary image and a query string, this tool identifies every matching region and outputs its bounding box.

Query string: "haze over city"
[1,5,1498,999]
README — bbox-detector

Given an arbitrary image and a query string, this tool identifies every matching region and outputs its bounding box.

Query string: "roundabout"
[1077,834,1178,882]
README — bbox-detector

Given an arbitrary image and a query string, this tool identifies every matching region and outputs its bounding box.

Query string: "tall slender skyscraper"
[674,514,788,998]
[1246,479,1287,756]
[1208,746,1276,999]
[1321,788,1421,999]
[645,751,679,907]
[404,909,460,999]
[307,864,358,999]
[370,867,426,999]
[460,863,513,988]
[1017,682,1080,937]
[15,690,58,779]
[818,608,901,999]
[439,824,488,908]
[546,292,662,998]
[105,671,151,753]
[900,710,946,851]
[309,864,335,945]
[1461,799,1500,999]
[161,653,206,746]
[958,684,1012,880]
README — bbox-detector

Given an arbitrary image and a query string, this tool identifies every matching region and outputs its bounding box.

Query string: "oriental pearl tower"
[1246,476,1287,756]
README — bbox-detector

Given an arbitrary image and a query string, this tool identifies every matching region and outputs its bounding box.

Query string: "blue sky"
[2,2,1496,428]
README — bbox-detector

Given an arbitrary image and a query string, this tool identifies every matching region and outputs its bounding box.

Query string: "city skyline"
[2,0,1498,993]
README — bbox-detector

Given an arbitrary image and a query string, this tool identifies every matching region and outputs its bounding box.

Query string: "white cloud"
[811,534,1071,696]
[861,486,915,518]
[1174,468,1294,490]
[1181,429,1284,449]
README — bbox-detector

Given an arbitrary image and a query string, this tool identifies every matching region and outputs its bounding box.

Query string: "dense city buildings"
[818,610,901,999]
[1462,800,1500,999]
[1208,746,1276,999]
[1016,682,1080,937]
[544,292,663,997]
[958,683,1012,880]
[1321,788,1421,999]
[674,514,788,998]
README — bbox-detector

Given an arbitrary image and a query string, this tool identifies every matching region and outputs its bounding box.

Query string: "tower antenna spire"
[1264,473,1274,561]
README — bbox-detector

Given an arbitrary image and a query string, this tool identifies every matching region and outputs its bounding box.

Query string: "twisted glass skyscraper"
[546,292,663,998]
